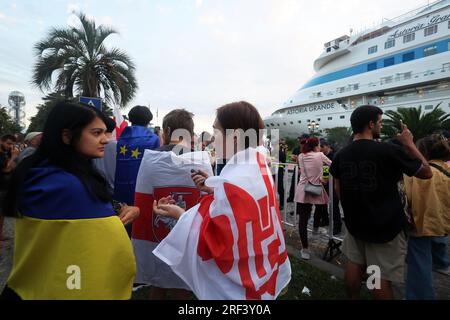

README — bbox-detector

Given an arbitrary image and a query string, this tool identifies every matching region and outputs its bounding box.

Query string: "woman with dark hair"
[294,137,332,260]
[149,101,291,300]
[404,134,450,299]
[1,101,138,300]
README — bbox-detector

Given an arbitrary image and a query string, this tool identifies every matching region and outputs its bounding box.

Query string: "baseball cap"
[24,132,42,143]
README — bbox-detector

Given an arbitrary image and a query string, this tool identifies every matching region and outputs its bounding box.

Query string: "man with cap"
[15,132,42,164]
[114,105,160,236]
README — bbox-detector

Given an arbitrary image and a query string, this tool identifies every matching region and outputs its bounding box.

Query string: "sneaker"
[300,249,310,260]
[434,267,450,276]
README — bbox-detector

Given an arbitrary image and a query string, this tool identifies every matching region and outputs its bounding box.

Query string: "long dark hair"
[3,101,112,217]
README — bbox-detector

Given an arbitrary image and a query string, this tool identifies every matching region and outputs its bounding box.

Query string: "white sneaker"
[300,249,311,260]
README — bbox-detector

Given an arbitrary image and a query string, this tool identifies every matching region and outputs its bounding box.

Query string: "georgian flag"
[112,103,128,140]
[153,148,291,300]
[132,150,214,288]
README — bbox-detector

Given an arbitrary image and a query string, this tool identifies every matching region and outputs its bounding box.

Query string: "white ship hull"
[265,0,450,138]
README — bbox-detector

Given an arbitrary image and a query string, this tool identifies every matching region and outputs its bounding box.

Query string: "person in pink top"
[294,137,332,260]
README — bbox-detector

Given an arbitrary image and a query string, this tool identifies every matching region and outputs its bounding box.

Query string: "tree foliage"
[32,12,138,108]
[0,105,22,135]
[325,127,353,150]
[381,105,450,142]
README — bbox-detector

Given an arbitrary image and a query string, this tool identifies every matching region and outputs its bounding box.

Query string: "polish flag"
[112,104,128,140]
[153,148,291,300]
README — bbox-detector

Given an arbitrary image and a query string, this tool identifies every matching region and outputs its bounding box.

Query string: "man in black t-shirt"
[330,105,432,300]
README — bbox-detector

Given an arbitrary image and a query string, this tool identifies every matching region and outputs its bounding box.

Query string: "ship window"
[317,118,321,122]
[448,21,450,29]
[326,47,331,53]
[328,117,332,120]
[290,121,294,125]
[425,105,433,110]
[270,123,275,127]
[367,62,377,71]
[277,124,280,126]
[384,57,395,67]
[403,33,415,43]
[424,45,437,57]
[298,120,301,124]
[340,115,345,119]
[266,124,270,127]
[368,45,378,54]
[337,87,346,93]
[283,122,287,126]
[424,25,437,37]
[402,52,415,62]
[385,38,395,49]
[307,119,310,122]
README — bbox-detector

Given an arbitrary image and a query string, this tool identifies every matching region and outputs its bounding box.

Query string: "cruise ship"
[265,0,450,138]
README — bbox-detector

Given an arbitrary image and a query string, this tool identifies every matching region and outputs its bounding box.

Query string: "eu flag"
[114,126,160,205]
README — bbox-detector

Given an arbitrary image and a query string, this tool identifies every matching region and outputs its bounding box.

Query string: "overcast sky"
[0,0,430,133]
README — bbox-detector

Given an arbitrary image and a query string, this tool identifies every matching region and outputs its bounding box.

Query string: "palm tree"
[382,104,450,142]
[32,12,137,107]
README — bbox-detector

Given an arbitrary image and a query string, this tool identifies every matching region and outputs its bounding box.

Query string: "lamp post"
[308,120,319,135]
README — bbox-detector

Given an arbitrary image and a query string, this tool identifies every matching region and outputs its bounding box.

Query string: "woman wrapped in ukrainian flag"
[1,101,138,300]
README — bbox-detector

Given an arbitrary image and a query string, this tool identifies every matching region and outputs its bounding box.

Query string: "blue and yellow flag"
[6,164,136,300]
[114,126,160,205]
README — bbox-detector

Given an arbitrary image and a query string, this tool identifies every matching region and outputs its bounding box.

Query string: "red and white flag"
[153,148,291,299]
[112,104,128,140]
[132,150,214,288]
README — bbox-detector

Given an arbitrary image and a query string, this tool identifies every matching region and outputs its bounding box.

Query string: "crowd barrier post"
[322,175,343,262]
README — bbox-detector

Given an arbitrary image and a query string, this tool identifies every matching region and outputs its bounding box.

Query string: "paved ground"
[0,217,14,293]
[280,201,450,300]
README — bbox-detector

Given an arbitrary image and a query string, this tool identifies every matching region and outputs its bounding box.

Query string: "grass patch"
[132,255,372,300]
[279,255,371,300]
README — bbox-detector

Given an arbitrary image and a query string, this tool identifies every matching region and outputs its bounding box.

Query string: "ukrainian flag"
[6,165,136,300]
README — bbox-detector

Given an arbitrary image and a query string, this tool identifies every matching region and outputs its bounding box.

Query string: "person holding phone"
[330,105,433,300]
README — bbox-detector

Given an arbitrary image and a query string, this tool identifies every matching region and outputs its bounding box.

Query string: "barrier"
[273,162,343,262]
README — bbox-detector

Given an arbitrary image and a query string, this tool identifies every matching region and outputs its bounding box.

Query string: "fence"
[273,162,343,261]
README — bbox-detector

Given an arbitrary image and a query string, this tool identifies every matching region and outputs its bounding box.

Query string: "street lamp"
[308,120,319,135]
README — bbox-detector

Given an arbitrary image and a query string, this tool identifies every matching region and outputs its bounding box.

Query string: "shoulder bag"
[300,154,323,196]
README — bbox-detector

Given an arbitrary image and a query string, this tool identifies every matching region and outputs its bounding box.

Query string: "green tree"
[0,105,22,135]
[27,93,68,133]
[27,92,114,133]
[32,12,138,108]
[325,127,353,150]
[381,105,450,142]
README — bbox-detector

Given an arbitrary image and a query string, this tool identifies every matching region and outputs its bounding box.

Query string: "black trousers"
[297,203,328,249]
[277,167,285,206]
[287,171,298,201]
[324,182,342,232]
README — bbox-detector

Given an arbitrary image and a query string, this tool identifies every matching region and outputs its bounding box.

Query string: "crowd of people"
[274,105,449,299]
[0,101,448,300]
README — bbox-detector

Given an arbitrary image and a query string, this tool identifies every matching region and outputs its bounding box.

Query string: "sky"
[0,0,430,134]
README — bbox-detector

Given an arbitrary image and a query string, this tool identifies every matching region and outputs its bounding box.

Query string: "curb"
[286,244,345,280]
